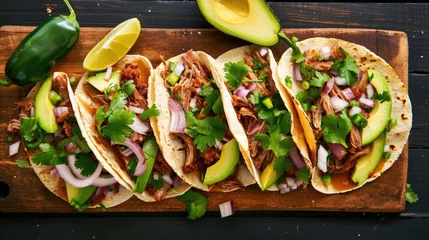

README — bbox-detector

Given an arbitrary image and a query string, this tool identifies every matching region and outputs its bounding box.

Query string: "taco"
[149,50,255,192]
[7,72,133,211]
[213,45,312,192]
[74,55,191,202]
[277,37,412,193]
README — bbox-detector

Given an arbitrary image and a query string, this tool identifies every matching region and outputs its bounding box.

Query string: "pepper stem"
[61,0,80,29]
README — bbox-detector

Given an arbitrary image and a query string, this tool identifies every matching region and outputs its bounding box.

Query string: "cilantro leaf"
[184,112,226,152]
[109,92,128,113]
[185,111,197,127]
[332,47,360,85]
[309,71,329,88]
[258,71,267,82]
[148,173,164,190]
[273,156,292,177]
[212,97,224,114]
[224,60,250,89]
[176,189,209,220]
[203,90,221,114]
[194,135,215,152]
[20,117,39,142]
[199,85,213,97]
[321,110,353,148]
[140,104,160,120]
[194,117,226,140]
[32,143,67,166]
[279,111,292,135]
[74,153,98,177]
[127,156,137,176]
[285,76,292,89]
[250,91,265,105]
[16,159,30,168]
[254,127,294,158]
[296,168,311,184]
[252,58,267,71]
[101,109,135,144]
[121,80,136,97]
[371,91,391,103]
[349,100,360,107]
[95,106,106,132]
[406,184,419,204]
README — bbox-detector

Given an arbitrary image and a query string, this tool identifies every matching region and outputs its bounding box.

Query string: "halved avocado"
[351,131,386,185]
[66,182,96,211]
[203,138,239,185]
[361,70,392,145]
[196,0,281,46]
[87,71,121,93]
[35,76,58,133]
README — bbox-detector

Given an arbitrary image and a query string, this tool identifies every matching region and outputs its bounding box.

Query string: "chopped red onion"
[129,116,150,135]
[259,47,268,58]
[330,96,349,112]
[330,70,339,76]
[234,86,251,99]
[54,107,69,117]
[317,145,328,173]
[361,93,367,99]
[104,66,113,80]
[384,144,390,153]
[168,97,186,133]
[112,138,147,176]
[9,141,20,156]
[134,161,147,177]
[162,174,173,185]
[334,76,347,86]
[323,77,335,94]
[246,82,256,91]
[328,143,347,161]
[360,98,374,109]
[219,200,235,218]
[56,162,102,188]
[92,176,117,187]
[342,88,355,100]
[50,168,57,176]
[293,64,303,81]
[174,62,185,77]
[121,148,134,157]
[289,146,306,169]
[30,107,35,118]
[286,177,295,187]
[67,155,85,179]
[172,175,182,187]
[248,121,262,136]
[320,46,331,59]
[278,178,303,194]
[366,84,375,98]
[153,172,159,180]
[190,98,197,109]
[349,106,362,116]
[214,139,223,151]
[129,105,145,114]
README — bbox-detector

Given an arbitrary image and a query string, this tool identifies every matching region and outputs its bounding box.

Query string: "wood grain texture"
[0,26,408,213]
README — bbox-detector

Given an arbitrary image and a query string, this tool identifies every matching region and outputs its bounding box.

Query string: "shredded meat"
[154,182,170,201]
[238,107,257,120]
[360,110,369,119]
[331,85,348,101]
[129,90,148,109]
[330,41,346,59]
[248,120,267,157]
[252,50,277,94]
[216,179,245,191]
[155,151,173,175]
[201,147,220,165]
[177,132,198,174]
[7,119,21,133]
[329,147,370,174]
[254,149,269,170]
[63,121,72,137]
[121,62,140,82]
[130,131,145,144]
[304,49,334,71]
[52,73,70,104]
[311,99,322,130]
[320,93,334,115]
[56,110,70,123]
[7,98,35,133]
[232,95,249,108]
[349,127,362,149]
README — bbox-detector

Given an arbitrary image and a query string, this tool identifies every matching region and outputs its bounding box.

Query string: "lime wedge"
[83,18,141,71]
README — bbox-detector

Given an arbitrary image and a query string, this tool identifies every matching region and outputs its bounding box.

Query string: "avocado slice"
[361,70,392,145]
[35,76,58,133]
[196,0,281,46]
[65,182,96,211]
[203,138,239,185]
[351,131,386,185]
[87,71,120,93]
[260,160,278,190]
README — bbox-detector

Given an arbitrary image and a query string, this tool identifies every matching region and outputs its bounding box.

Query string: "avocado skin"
[351,131,386,185]
[87,71,121,93]
[196,0,281,46]
[203,138,239,185]
[35,76,58,133]
[361,70,392,145]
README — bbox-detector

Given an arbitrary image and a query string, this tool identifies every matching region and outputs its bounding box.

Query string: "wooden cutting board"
[0,26,408,213]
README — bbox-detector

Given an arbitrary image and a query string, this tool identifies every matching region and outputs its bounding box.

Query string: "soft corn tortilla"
[277,38,412,193]
[73,56,191,202]
[26,72,133,209]
[213,45,312,191]
[149,51,255,192]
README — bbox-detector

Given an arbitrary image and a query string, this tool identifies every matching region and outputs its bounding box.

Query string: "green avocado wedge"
[259,160,278,191]
[196,0,281,46]
[352,131,387,185]
[87,71,121,93]
[35,76,58,133]
[66,182,96,211]
[203,138,239,185]
[361,70,392,145]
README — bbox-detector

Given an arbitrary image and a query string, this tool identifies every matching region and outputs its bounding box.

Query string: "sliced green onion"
[166,72,179,85]
[352,114,368,128]
[302,102,311,112]
[322,174,331,185]
[49,91,62,105]
[262,97,273,109]
[69,77,76,85]
[384,152,391,159]
[169,62,177,72]
[7,136,12,142]
[302,81,310,90]
[311,105,317,110]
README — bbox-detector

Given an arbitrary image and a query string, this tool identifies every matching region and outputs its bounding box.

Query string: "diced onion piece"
[384,144,390,153]
[195,88,201,94]
[246,82,256,91]
[320,46,331,59]
[293,64,303,81]
[172,175,182,187]
[214,139,223,151]
[234,86,250,99]
[349,106,362,116]
[286,177,295,187]
[342,88,355,100]
[168,97,186,133]
[361,93,367,99]
[112,138,147,176]
[54,107,69,117]
[330,96,349,112]
[128,116,150,135]
[9,141,20,156]
[323,77,335,94]
[190,98,197,109]
[366,84,375,98]
[162,174,173,185]
[317,145,328,173]
[360,98,375,109]
[328,143,347,161]
[248,121,261,136]
[334,76,347,86]
[289,146,306,169]
[104,66,113,80]
[56,163,102,188]
[219,200,235,218]
[121,147,134,157]
[30,107,35,118]
[50,168,58,176]
[174,62,185,77]
[153,172,159,180]
[259,47,268,57]
[129,106,145,114]
[134,161,147,177]
[92,176,117,187]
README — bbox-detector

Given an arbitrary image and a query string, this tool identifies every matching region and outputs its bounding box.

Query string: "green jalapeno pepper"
[24,127,45,150]
[0,0,79,86]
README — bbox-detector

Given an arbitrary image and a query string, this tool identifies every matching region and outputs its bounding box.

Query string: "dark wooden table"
[1,1,428,239]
